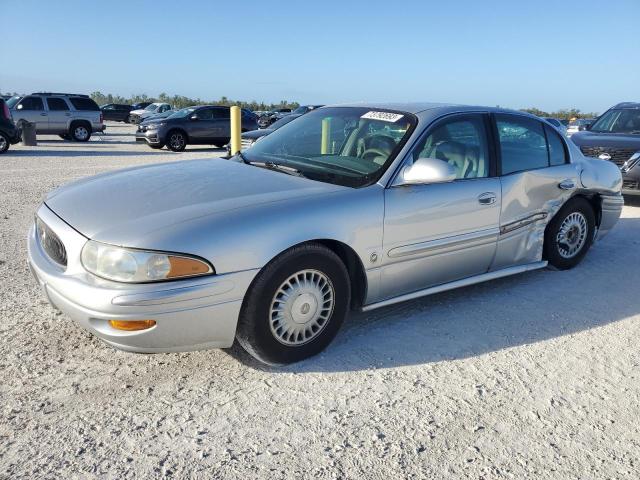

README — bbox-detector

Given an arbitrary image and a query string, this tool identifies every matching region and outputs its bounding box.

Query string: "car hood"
[44,158,342,245]
[571,131,640,149]
[130,109,148,115]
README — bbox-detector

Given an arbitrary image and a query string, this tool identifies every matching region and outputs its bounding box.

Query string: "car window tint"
[19,97,44,111]
[496,115,548,175]
[212,108,230,120]
[545,125,568,166]
[196,108,214,120]
[46,98,69,111]
[412,114,490,179]
[69,97,100,111]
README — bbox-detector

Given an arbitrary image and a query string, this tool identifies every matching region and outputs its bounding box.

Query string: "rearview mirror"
[400,157,457,185]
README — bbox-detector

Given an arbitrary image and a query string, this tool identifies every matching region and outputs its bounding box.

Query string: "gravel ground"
[1,123,639,479]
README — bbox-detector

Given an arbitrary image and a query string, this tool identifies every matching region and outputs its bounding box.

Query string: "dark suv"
[136,105,258,151]
[100,103,134,123]
[0,98,21,154]
[571,102,640,195]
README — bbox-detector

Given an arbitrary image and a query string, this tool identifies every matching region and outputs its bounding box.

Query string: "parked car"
[100,104,134,123]
[131,102,152,111]
[128,103,173,124]
[28,103,623,365]
[135,105,258,151]
[292,105,324,115]
[571,102,640,195]
[543,117,568,137]
[227,113,302,154]
[258,108,293,128]
[566,118,594,137]
[7,93,105,141]
[0,98,21,154]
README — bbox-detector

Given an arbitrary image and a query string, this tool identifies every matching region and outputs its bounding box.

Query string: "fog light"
[108,319,156,331]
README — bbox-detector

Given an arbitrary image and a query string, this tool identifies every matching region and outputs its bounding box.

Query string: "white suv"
[7,93,105,141]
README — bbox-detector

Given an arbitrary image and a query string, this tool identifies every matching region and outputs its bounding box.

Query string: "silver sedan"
[28,103,624,365]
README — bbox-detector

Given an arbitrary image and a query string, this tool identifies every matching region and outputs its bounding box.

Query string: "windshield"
[590,109,640,133]
[144,104,159,111]
[243,107,416,188]
[6,96,21,108]
[167,107,196,119]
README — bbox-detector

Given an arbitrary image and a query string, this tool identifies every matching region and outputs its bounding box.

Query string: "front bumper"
[621,167,640,195]
[27,204,258,353]
[135,128,163,145]
[596,194,624,240]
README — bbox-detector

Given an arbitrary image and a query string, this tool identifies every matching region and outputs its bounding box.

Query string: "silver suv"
[7,93,105,142]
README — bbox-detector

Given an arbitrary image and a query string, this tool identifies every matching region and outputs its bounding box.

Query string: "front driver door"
[380,113,501,300]
[15,96,48,132]
[188,107,217,144]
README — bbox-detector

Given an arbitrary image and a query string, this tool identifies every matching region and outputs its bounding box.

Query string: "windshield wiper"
[240,156,305,177]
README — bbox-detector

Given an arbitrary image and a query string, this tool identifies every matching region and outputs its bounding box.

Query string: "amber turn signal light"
[108,319,157,331]
[167,256,211,278]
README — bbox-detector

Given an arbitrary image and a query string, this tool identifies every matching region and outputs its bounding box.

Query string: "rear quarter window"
[69,97,100,111]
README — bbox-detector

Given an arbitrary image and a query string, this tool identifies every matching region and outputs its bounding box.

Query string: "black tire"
[59,134,70,140]
[167,130,187,152]
[543,197,596,270]
[0,132,9,154]
[70,122,91,142]
[124,115,132,123]
[236,243,351,365]
[149,143,165,150]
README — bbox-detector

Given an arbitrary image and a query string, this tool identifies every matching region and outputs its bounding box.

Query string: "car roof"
[322,102,542,120]
[613,102,640,109]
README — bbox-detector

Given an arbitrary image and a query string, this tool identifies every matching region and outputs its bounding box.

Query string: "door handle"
[478,192,497,205]
[40,113,48,116]
[558,179,575,190]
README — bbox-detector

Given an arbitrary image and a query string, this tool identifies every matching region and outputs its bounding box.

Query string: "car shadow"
[226,215,640,372]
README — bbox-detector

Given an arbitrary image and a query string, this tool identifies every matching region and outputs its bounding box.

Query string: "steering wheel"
[360,147,391,163]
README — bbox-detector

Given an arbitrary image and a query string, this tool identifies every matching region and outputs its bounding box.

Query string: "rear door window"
[495,114,549,175]
[46,98,70,111]
[212,108,231,120]
[544,125,568,166]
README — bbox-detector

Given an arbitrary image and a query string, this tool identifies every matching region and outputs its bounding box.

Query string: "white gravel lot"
[1,123,639,479]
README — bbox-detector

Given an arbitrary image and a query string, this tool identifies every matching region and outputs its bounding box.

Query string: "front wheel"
[544,197,595,270]
[167,131,187,152]
[236,243,351,365]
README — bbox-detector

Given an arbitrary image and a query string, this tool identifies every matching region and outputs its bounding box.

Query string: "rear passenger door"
[491,113,581,270]
[212,107,231,142]
[15,96,48,131]
[188,108,217,143]
[45,97,71,132]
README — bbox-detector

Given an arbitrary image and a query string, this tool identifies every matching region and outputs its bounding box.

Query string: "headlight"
[81,240,213,283]
[147,122,164,129]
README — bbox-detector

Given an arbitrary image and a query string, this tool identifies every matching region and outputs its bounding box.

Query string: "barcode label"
[361,111,404,123]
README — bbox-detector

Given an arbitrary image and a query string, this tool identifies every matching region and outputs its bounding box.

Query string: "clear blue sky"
[1,0,638,113]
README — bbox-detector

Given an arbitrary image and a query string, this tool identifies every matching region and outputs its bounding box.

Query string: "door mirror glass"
[190,114,199,121]
[400,157,457,185]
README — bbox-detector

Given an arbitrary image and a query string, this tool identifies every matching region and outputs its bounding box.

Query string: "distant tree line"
[519,107,599,120]
[88,91,300,111]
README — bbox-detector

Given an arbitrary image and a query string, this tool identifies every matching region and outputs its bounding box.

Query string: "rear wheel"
[70,122,91,142]
[0,132,9,153]
[236,243,350,365]
[167,130,187,152]
[544,197,595,270]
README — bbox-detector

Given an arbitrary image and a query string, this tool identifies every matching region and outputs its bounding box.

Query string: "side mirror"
[399,157,457,185]
[190,114,198,121]
[17,104,23,110]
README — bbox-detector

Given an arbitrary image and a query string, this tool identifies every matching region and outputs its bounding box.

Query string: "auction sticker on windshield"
[361,111,404,123]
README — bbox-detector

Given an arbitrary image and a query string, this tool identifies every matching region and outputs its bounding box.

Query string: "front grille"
[579,146,638,167]
[623,180,640,190]
[36,217,67,267]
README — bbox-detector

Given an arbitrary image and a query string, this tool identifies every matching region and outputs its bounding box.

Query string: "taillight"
[2,102,9,120]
